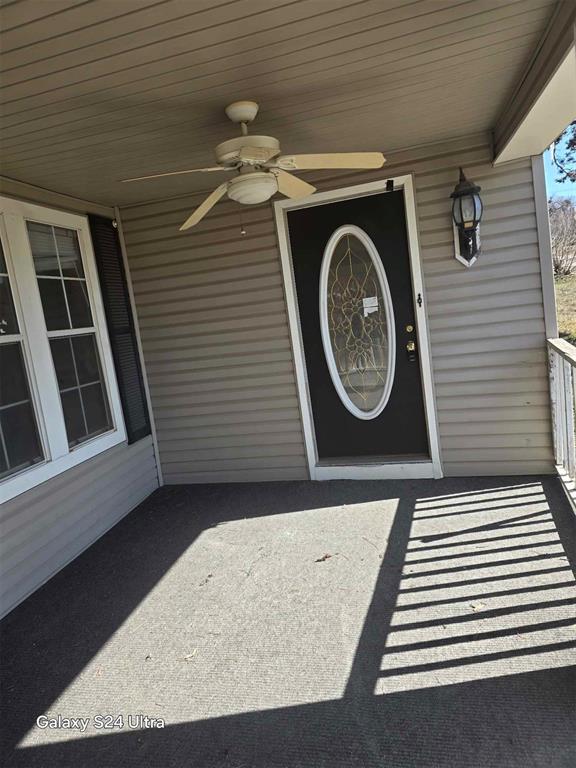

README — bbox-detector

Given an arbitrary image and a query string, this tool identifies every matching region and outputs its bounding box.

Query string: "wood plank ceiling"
[0,0,557,205]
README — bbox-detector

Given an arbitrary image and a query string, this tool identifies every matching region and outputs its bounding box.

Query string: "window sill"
[0,427,126,503]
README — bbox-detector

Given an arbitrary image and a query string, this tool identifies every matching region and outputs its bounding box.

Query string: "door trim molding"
[274,175,443,480]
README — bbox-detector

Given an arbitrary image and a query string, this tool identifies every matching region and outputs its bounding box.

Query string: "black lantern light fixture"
[450,167,483,267]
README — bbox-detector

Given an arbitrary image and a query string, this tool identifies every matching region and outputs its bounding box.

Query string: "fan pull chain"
[240,210,246,236]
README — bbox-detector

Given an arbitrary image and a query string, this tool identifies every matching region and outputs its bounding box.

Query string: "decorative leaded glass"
[320,226,395,419]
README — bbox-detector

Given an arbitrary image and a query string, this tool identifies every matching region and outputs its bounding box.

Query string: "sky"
[543,138,576,201]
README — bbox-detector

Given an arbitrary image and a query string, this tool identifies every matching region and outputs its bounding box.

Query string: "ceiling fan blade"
[121,166,232,183]
[274,169,316,199]
[180,182,229,230]
[275,152,385,171]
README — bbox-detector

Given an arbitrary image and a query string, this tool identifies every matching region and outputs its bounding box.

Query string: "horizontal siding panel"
[121,137,553,482]
[440,419,551,436]
[444,461,554,476]
[128,238,280,269]
[441,434,552,450]
[0,437,159,617]
[433,348,546,370]
[163,456,305,473]
[135,287,286,319]
[430,333,547,359]
[437,406,552,423]
[429,305,544,331]
[427,269,541,302]
[147,367,295,390]
[434,362,547,385]
[435,379,549,398]
[158,409,304,438]
[437,392,550,410]
[165,468,307,484]
[153,402,300,422]
[442,447,551,462]
[159,431,304,449]
[161,444,305,462]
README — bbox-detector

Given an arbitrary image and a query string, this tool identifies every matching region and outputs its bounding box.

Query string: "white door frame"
[274,174,443,480]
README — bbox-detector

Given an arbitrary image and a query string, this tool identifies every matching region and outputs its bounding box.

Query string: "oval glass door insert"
[319,225,395,420]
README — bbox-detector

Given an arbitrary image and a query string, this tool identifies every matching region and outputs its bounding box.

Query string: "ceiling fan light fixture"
[227,173,278,205]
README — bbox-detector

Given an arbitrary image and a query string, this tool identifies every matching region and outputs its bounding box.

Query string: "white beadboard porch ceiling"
[0,0,558,206]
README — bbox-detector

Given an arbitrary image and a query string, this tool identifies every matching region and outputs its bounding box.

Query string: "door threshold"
[313,460,440,481]
[318,453,430,467]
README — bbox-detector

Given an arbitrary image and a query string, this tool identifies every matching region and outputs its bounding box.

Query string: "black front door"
[287,190,429,462]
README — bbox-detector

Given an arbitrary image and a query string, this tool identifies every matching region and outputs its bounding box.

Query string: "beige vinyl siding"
[121,133,554,480]
[121,199,308,484]
[0,437,158,618]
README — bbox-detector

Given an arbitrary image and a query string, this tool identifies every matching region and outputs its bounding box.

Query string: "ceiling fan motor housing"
[215,135,280,166]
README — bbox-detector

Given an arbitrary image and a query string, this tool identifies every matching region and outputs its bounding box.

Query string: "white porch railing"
[548,338,576,511]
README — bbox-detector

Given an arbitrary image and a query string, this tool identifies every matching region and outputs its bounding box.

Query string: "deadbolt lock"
[406,324,414,333]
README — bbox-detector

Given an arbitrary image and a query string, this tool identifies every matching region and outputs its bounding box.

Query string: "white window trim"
[0,196,126,503]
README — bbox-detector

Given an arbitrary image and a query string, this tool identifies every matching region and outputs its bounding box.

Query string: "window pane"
[51,332,112,448]
[55,227,84,278]
[65,280,92,328]
[0,274,19,335]
[82,383,111,436]
[72,334,100,384]
[50,337,76,389]
[0,344,30,406]
[0,437,7,476]
[61,389,86,447]
[28,222,60,276]
[1,403,43,476]
[0,342,43,480]
[38,278,70,330]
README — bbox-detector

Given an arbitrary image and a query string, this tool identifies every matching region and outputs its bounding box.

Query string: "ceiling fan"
[121,101,385,230]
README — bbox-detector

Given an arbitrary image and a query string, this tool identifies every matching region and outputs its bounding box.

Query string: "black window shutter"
[88,214,151,444]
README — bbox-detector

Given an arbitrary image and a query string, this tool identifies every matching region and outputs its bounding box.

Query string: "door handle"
[406,340,417,362]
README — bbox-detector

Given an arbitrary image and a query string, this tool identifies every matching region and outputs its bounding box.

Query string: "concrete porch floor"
[1,477,575,767]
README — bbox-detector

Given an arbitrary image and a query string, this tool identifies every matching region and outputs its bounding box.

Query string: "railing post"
[564,359,576,481]
[549,347,562,467]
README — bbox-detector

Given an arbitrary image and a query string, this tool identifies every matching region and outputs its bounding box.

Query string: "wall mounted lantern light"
[450,167,483,267]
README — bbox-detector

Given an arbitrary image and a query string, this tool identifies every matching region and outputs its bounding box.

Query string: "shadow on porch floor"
[1,477,575,767]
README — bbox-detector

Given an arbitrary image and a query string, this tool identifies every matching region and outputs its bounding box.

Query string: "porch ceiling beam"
[0,175,114,219]
[493,1,576,165]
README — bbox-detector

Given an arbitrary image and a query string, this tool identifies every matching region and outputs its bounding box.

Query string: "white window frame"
[0,197,126,503]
